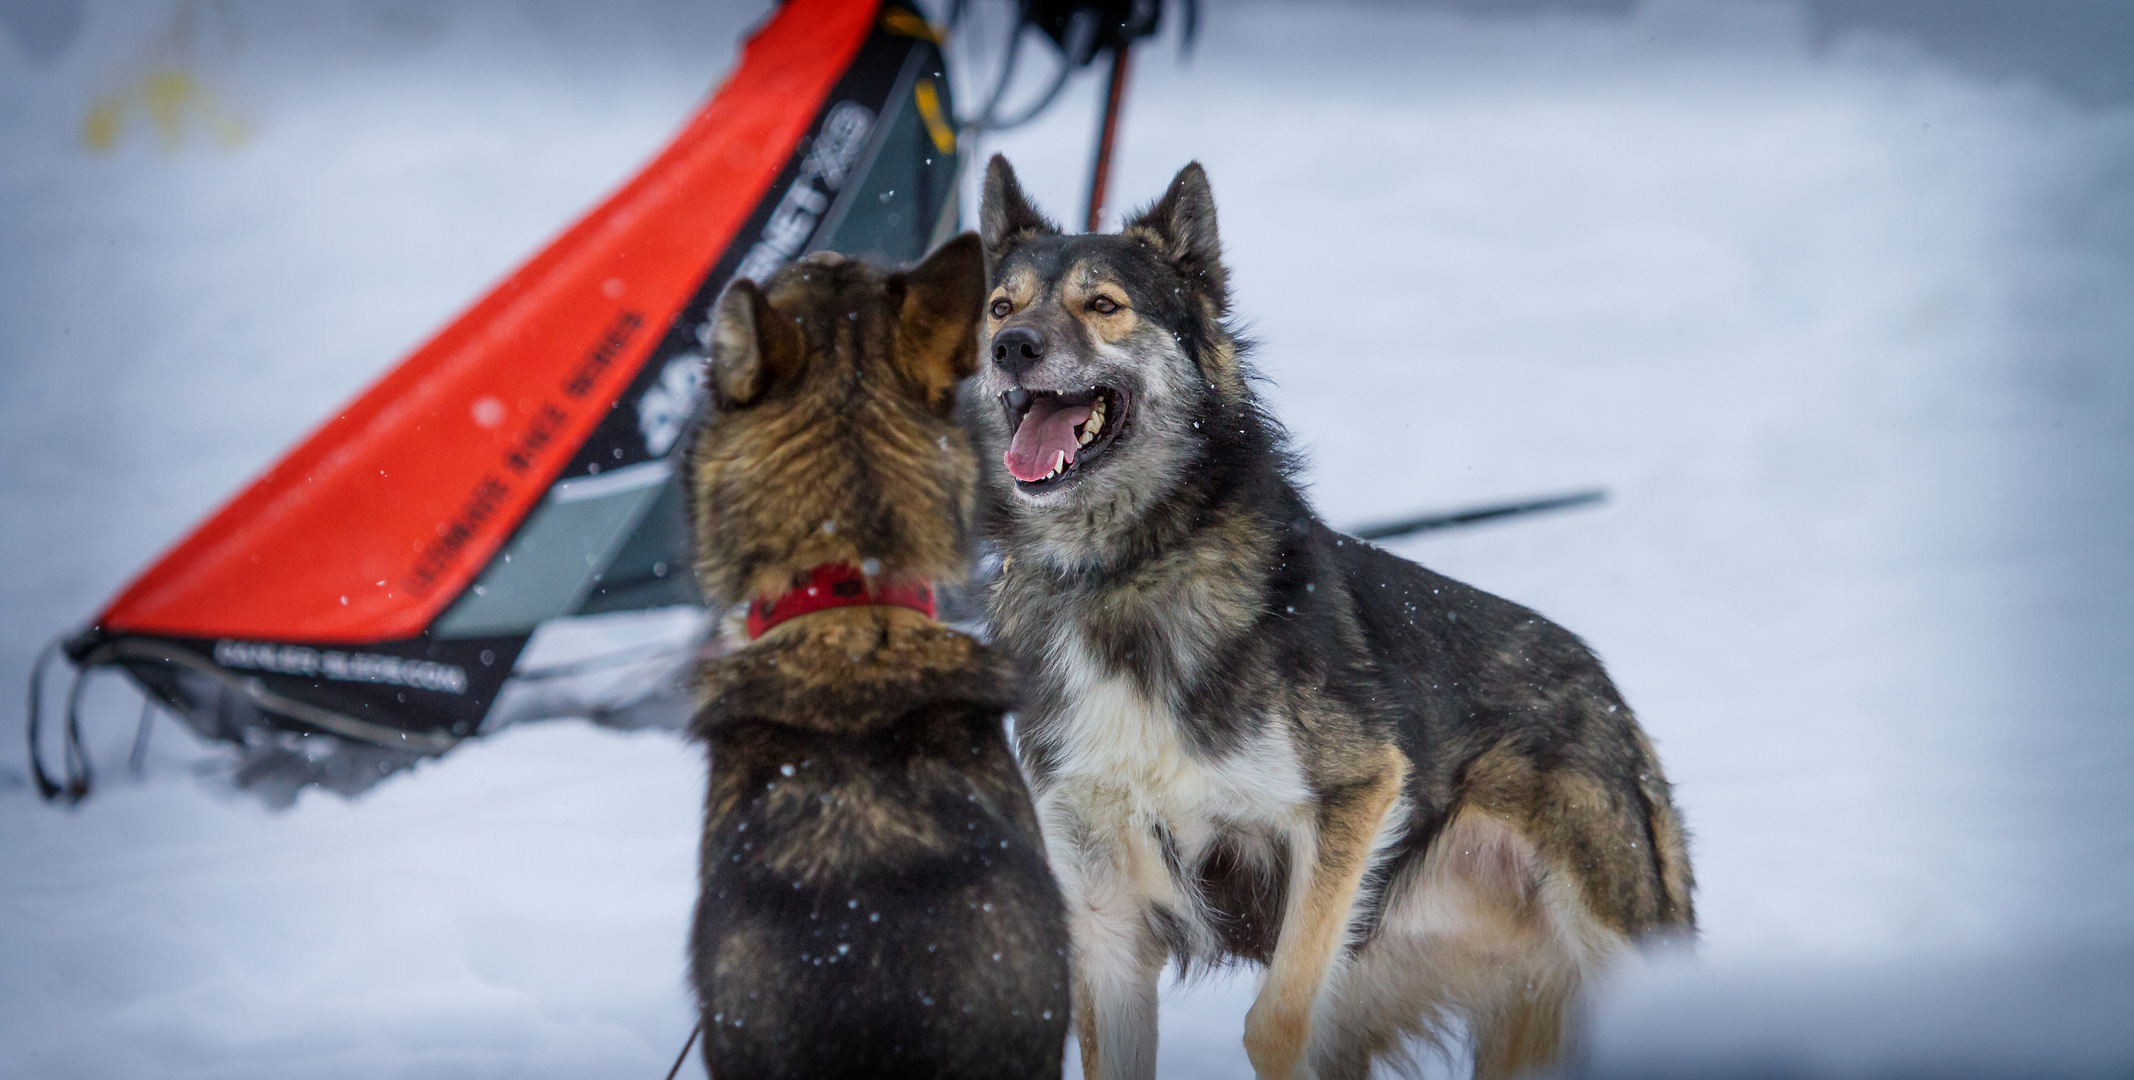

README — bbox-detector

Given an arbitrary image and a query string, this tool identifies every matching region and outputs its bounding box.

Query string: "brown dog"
[683,236,1070,1079]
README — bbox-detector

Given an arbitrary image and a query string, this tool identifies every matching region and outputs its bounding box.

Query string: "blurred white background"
[3,1,2129,1075]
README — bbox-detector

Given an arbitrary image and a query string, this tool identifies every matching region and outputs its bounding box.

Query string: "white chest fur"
[1039,631,1310,821]
[1029,629,1314,955]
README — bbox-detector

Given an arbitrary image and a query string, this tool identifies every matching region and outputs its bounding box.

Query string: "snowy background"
[4,0,2132,1076]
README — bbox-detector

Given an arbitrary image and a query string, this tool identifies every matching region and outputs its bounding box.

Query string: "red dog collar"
[745,563,935,640]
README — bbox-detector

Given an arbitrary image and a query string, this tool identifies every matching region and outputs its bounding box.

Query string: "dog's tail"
[1632,730,1697,933]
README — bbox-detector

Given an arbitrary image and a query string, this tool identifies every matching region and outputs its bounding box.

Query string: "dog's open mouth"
[1001,385,1128,491]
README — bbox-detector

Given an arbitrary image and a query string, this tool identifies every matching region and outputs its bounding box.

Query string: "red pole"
[1085,43,1132,233]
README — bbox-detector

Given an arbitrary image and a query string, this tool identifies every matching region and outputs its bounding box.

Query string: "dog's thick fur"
[685,237,1070,1079]
[972,157,1695,1080]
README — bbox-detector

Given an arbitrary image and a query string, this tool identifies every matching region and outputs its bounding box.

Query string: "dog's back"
[1333,528,1696,931]
[684,238,1069,1079]
[692,615,1067,1078]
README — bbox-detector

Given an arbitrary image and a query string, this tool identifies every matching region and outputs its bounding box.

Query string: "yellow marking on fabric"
[881,10,944,43]
[82,68,250,154]
[914,79,956,155]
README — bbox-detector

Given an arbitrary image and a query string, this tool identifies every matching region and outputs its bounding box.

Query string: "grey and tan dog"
[684,235,1070,1079]
[971,156,1695,1080]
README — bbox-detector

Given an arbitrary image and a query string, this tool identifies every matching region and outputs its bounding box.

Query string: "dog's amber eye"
[990,298,1012,319]
[1090,296,1120,315]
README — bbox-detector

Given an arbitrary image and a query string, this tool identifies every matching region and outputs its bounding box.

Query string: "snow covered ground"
[4,1,2131,1076]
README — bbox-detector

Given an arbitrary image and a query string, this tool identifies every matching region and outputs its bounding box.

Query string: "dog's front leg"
[1243,752,1408,1080]
[1071,915,1165,1080]
[1054,800,1169,1080]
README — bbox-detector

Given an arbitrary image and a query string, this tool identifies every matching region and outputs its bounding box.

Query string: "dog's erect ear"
[1126,161,1229,311]
[894,232,986,412]
[706,278,801,410]
[980,154,1059,259]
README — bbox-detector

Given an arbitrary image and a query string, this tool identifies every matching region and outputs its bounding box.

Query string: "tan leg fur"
[1244,748,1409,1080]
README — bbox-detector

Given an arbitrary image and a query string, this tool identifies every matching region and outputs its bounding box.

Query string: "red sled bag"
[31,0,962,803]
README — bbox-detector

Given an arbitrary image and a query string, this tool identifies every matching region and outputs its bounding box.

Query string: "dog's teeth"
[1078,426,1094,447]
[1050,450,1067,478]
[1084,407,1103,438]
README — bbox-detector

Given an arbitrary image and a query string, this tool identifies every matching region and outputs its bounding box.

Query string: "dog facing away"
[970,156,1696,1080]
[684,236,1070,1079]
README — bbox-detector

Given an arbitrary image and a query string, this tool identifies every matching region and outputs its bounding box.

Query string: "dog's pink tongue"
[1005,397,1093,482]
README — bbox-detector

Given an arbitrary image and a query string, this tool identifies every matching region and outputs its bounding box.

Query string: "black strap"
[1349,489,1608,543]
[25,636,91,804]
[963,0,1187,137]
[664,1022,702,1080]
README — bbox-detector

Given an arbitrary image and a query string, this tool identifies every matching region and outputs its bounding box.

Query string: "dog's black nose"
[992,326,1045,379]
